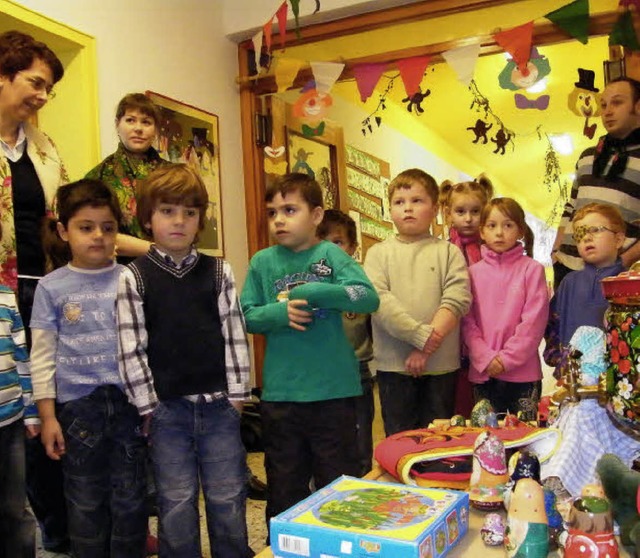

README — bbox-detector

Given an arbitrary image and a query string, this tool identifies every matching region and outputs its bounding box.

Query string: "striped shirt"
[556,139,640,271]
[116,247,250,415]
[0,285,35,428]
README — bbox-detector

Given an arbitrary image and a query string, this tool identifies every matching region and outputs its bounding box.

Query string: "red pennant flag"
[263,18,273,52]
[396,56,431,97]
[276,2,288,49]
[353,63,386,103]
[494,21,534,74]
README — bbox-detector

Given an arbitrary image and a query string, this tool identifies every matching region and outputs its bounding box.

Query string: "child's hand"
[25,424,40,439]
[405,349,427,378]
[486,356,505,378]
[423,330,444,355]
[287,299,313,331]
[41,417,65,460]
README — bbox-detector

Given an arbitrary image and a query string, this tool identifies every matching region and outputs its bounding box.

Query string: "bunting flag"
[396,56,431,97]
[274,57,303,92]
[609,9,640,50]
[494,21,534,73]
[263,17,274,52]
[544,0,589,45]
[276,2,288,49]
[251,30,264,72]
[353,63,386,103]
[290,0,302,38]
[311,61,345,93]
[442,44,480,86]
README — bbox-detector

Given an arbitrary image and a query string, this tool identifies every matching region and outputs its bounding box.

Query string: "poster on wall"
[146,91,224,256]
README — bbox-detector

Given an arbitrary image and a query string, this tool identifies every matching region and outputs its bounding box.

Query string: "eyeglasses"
[572,225,617,243]
[18,72,55,99]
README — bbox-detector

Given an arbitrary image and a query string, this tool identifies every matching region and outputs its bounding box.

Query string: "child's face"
[447,192,483,237]
[390,182,437,241]
[480,207,522,254]
[267,190,323,252]
[573,212,624,268]
[323,224,356,257]
[57,205,117,269]
[146,202,200,261]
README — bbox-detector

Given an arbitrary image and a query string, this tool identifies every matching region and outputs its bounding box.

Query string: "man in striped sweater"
[553,77,640,288]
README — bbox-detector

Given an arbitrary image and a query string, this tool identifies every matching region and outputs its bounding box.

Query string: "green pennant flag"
[544,0,589,45]
[289,0,302,39]
[610,10,640,50]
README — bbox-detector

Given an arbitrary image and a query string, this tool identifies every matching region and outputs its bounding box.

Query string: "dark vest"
[129,252,226,400]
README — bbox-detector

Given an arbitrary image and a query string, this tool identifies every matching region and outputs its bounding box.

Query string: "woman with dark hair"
[86,93,168,260]
[0,30,68,557]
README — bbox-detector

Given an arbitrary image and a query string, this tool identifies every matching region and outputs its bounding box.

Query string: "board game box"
[270,475,469,558]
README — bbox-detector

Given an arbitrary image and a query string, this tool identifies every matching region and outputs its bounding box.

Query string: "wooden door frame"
[238,0,624,384]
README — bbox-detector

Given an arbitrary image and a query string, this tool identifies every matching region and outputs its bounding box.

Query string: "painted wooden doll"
[469,430,509,510]
[505,478,549,558]
[563,496,619,558]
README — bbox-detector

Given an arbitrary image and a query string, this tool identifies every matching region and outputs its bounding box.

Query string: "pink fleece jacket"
[462,244,549,384]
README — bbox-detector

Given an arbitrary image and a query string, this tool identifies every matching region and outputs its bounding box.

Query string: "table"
[256,465,631,557]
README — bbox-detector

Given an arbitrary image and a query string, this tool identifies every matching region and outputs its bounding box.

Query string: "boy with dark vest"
[116,164,252,557]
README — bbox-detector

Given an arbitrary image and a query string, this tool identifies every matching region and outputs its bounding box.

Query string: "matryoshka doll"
[563,496,619,558]
[505,478,549,558]
[469,430,509,510]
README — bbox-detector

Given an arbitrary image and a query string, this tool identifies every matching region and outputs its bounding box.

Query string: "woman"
[0,30,68,556]
[86,93,168,259]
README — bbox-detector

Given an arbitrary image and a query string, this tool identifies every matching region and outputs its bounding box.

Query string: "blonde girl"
[440,175,494,266]
[462,198,548,420]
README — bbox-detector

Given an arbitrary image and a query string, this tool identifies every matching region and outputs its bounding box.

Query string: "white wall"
[15,0,249,282]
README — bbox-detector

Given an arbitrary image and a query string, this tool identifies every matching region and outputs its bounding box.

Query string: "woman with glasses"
[86,93,169,262]
[0,30,69,557]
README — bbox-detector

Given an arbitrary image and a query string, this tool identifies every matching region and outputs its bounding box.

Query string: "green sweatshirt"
[241,241,379,402]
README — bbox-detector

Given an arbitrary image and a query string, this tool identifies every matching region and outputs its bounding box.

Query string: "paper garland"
[544,0,589,45]
[353,63,387,103]
[396,55,431,97]
[493,21,534,74]
[311,61,345,94]
[442,44,481,86]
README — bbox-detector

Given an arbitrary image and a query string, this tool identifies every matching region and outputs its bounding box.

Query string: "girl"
[440,176,493,415]
[462,198,549,420]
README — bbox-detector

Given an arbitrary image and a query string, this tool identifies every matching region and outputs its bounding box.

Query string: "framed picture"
[287,131,339,209]
[146,91,224,256]
[603,58,625,85]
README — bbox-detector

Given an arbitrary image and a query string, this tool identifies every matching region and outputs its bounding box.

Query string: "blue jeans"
[378,370,457,436]
[0,419,35,558]
[150,397,251,558]
[58,385,147,558]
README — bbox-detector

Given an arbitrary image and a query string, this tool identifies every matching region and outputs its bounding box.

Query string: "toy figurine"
[470,399,495,427]
[450,414,466,427]
[505,478,549,558]
[505,450,541,510]
[481,513,505,546]
[469,430,508,510]
[563,496,619,558]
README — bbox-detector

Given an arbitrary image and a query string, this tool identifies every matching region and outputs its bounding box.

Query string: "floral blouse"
[0,123,68,291]
[85,142,169,239]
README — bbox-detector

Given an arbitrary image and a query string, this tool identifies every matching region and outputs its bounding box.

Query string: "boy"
[364,168,471,436]
[0,234,37,557]
[317,208,375,477]
[30,179,147,557]
[545,202,626,370]
[240,173,379,526]
[116,164,252,557]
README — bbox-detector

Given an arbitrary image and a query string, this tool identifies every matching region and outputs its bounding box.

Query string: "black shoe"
[247,474,267,501]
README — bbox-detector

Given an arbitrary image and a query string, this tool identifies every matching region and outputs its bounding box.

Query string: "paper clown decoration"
[567,68,601,140]
[498,47,551,91]
[292,81,332,137]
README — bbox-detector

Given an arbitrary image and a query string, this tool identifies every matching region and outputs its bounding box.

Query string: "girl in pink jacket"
[462,198,549,421]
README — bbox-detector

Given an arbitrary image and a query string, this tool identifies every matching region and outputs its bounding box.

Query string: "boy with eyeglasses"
[544,202,626,373]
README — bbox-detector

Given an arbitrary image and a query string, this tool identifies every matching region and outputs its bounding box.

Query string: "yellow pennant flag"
[275,57,303,93]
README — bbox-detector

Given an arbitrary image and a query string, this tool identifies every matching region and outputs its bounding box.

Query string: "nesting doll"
[470,399,495,427]
[505,478,549,558]
[505,450,541,509]
[563,496,619,558]
[481,513,505,546]
[469,430,509,510]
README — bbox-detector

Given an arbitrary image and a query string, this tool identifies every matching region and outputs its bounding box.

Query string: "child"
[30,179,147,557]
[545,202,626,368]
[317,208,375,477]
[0,221,37,557]
[462,198,549,420]
[440,176,494,416]
[364,168,471,436]
[116,164,252,557]
[240,173,379,526]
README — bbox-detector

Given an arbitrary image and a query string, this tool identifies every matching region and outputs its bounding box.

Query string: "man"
[552,77,640,288]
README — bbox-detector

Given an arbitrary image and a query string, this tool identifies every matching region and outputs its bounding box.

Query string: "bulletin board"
[345,145,393,261]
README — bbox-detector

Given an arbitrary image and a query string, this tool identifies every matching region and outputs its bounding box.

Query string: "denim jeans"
[0,420,35,558]
[58,385,147,558]
[377,370,457,436]
[150,396,251,558]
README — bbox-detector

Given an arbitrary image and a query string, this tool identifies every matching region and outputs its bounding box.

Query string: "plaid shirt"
[116,247,250,415]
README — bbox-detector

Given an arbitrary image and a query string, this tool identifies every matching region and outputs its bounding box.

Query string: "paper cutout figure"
[492,128,512,155]
[515,94,550,110]
[498,47,551,91]
[402,88,431,114]
[467,119,493,144]
[568,69,601,139]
